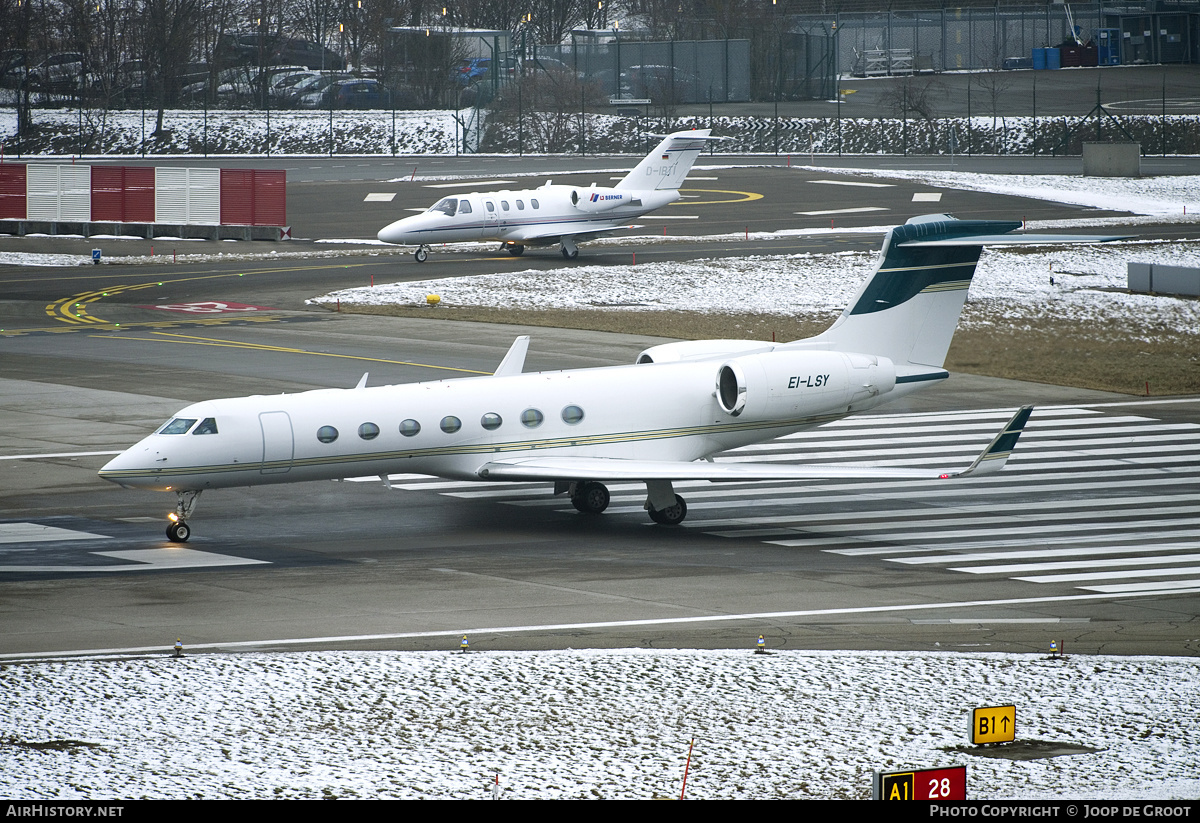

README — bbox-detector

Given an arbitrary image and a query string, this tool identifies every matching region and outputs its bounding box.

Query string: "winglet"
[494,335,531,377]
[949,406,1034,478]
[355,372,369,389]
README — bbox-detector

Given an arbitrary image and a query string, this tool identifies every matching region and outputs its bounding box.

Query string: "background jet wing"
[502,223,635,243]
[477,406,1033,483]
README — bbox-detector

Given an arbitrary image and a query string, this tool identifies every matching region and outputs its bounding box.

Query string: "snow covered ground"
[310,171,1200,343]
[313,239,1200,344]
[2,649,1197,799]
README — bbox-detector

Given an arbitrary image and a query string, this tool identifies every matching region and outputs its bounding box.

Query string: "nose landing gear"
[414,245,429,263]
[166,490,202,543]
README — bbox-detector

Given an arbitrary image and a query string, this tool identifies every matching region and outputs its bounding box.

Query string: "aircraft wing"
[478,406,1033,483]
[502,223,634,243]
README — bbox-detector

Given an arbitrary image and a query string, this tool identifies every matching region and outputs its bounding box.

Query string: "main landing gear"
[647,494,687,525]
[166,490,202,543]
[414,244,429,263]
[570,481,610,514]
[565,480,688,525]
[502,242,525,257]
[560,238,579,260]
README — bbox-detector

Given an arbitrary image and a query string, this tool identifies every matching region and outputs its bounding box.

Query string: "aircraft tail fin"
[804,215,1129,369]
[616,129,713,191]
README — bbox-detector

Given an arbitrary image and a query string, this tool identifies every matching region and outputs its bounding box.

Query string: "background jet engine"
[714,350,896,419]
[571,188,637,212]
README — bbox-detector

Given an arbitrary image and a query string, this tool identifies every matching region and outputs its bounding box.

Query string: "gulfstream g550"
[377,129,716,262]
[100,215,1125,542]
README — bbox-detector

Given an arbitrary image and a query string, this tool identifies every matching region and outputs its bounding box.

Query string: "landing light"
[168,512,179,522]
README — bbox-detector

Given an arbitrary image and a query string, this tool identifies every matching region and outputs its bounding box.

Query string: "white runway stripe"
[827,529,1200,556]
[891,541,1200,565]
[953,553,1200,575]
[1079,579,1200,593]
[1016,566,1200,584]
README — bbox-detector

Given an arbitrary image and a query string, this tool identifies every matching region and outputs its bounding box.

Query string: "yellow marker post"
[971,705,1016,745]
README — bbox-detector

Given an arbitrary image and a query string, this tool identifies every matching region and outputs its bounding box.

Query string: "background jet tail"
[616,129,713,191]
[804,215,1128,370]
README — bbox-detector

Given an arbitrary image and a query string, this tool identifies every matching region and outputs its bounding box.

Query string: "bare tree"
[140,0,202,134]
[489,67,605,152]
[881,76,946,121]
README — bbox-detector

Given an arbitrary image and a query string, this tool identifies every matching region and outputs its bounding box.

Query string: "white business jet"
[100,215,1127,542]
[377,129,716,261]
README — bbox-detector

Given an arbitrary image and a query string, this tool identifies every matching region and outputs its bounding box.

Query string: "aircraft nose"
[98,443,160,488]
[378,218,412,245]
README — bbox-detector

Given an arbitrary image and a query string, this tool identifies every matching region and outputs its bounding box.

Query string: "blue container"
[1032,48,1047,69]
[1047,47,1061,69]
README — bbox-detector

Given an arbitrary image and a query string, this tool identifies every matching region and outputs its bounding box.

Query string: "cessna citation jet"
[376,129,716,261]
[100,215,1126,542]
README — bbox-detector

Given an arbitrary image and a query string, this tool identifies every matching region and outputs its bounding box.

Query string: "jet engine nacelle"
[571,188,635,213]
[714,350,896,420]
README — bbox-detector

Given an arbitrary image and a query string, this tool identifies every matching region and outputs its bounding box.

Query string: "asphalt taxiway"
[1,161,1198,660]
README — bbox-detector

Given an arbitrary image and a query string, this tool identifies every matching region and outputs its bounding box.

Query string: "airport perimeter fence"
[3,68,1197,156]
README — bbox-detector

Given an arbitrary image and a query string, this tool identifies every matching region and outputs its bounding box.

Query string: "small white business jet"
[100,215,1126,542]
[376,129,716,261]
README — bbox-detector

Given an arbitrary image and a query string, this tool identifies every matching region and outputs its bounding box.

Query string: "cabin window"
[531,198,539,209]
[458,200,473,214]
[481,412,502,431]
[516,200,524,210]
[399,419,421,437]
[159,418,197,435]
[485,201,495,212]
[358,422,380,440]
[192,418,219,435]
[431,197,457,217]
[501,200,510,211]
[440,416,462,434]
[561,405,584,425]
[317,426,339,444]
[520,408,544,429]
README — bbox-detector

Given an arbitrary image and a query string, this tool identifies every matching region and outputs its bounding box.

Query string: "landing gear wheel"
[505,243,525,257]
[648,494,687,525]
[571,481,610,514]
[166,521,191,542]
[414,246,429,263]
[561,246,579,260]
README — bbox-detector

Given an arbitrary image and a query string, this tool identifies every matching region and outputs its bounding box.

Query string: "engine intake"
[571,188,635,213]
[714,350,896,420]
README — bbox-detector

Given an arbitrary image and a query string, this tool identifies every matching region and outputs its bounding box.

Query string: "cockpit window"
[159,417,197,435]
[458,199,473,214]
[430,197,457,217]
[192,418,218,435]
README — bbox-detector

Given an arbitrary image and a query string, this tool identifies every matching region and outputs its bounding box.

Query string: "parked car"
[28,52,97,91]
[288,72,353,106]
[452,57,493,86]
[620,64,705,103]
[299,77,388,109]
[215,32,344,70]
[268,70,319,105]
